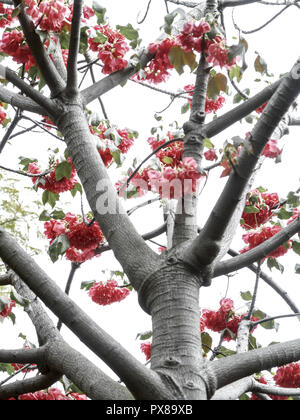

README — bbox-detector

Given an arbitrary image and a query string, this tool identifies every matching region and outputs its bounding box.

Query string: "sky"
[1,0,300,386]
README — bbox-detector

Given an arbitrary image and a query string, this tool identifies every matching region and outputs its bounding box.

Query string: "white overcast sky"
[1,0,300,382]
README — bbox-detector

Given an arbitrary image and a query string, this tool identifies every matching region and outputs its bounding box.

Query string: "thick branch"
[0,227,170,400]
[183,59,300,273]
[0,347,45,365]
[0,371,61,400]
[213,217,300,277]
[206,337,300,392]
[13,0,65,97]
[66,0,83,96]
[0,66,57,116]
[0,86,46,115]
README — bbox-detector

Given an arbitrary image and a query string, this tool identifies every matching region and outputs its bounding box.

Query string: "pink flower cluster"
[184,84,226,114]
[88,280,130,306]
[0,299,15,318]
[200,298,258,341]
[44,213,105,263]
[240,225,291,258]
[91,124,136,167]
[140,342,152,361]
[11,388,88,400]
[131,157,202,199]
[28,158,77,194]
[0,30,35,71]
[274,362,300,388]
[241,189,279,230]
[88,24,129,74]
[24,0,71,32]
[135,20,237,84]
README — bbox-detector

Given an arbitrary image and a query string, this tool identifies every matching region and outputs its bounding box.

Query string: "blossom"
[140,342,152,360]
[240,225,291,258]
[262,139,281,159]
[204,149,218,161]
[206,37,237,69]
[88,24,129,74]
[241,190,279,230]
[88,280,130,305]
[274,363,300,388]
[44,214,105,263]
[201,298,258,341]
[28,158,77,194]
[0,299,15,318]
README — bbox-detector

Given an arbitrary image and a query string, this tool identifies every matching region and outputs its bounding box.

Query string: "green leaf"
[39,210,51,221]
[287,191,300,208]
[243,205,260,214]
[201,332,212,354]
[203,138,214,150]
[267,257,284,273]
[92,32,107,44]
[70,183,82,198]
[254,54,268,75]
[48,234,70,263]
[161,156,174,165]
[51,210,66,220]
[181,102,190,114]
[55,161,72,181]
[42,190,59,208]
[168,46,197,75]
[259,318,279,331]
[0,295,9,312]
[136,330,153,341]
[228,38,248,63]
[207,73,228,100]
[19,157,37,171]
[93,1,106,24]
[277,207,294,220]
[80,280,96,291]
[240,290,253,301]
[0,363,15,375]
[116,24,139,41]
[292,240,300,256]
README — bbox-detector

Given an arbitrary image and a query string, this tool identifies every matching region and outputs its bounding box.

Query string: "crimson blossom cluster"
[200,298,258,342]
[9,388,88,400]
[134,20,237,84]
[44,213,105,263]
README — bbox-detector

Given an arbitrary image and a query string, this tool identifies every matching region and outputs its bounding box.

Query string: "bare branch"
[0,227,170,400]
[0,371,61,400]
[214,217,300,277]
[13,0,65,97]
[66,0,83,96]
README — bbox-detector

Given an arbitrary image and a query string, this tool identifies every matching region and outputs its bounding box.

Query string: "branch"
[13,0,65,97]
[206,337,300,393]
[8,272,134,400]
[204,79,281,139]
[81,50,154,106]
[0,228,170,400]
[0,65,58,116]
[252,380,300,397]
[0,347,45,365]
[66,0,83,96]
[183,59,300,275]
[213,217,300,277]
[0,86,46,115]
[0,371,61,400]
[0,111,22,154]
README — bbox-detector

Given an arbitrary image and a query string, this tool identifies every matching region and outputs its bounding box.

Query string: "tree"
[1,0,300,401]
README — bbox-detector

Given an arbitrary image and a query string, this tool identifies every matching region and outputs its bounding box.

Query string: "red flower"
[256,101,268,114]
[88,280,130,306]
[240,225,291,258]
[0,299,15,318]
[201,298,258,341]
[28,158,77,194]
[241,190,279,230]
[204,149,218,161]
[140,342,152,361]
[18,388,69,400]
[262,139,281,159]
[274,363,300,388]
[88,24,129,74]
